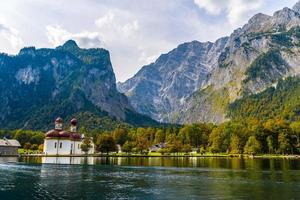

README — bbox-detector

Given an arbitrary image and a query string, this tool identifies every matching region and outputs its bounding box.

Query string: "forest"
[1,118,299,155]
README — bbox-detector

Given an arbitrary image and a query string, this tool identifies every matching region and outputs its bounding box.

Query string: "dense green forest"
[229,77,300,122]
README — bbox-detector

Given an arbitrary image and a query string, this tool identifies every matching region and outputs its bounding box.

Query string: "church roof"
[45,130,82,141]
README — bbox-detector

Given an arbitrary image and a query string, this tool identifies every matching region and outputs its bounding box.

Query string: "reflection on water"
[41,157,95,165]
[21,156,300,170]
[0,157,18,163]
[0,157,299,200]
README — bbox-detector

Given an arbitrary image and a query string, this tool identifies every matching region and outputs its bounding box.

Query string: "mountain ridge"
[119,1,300,124]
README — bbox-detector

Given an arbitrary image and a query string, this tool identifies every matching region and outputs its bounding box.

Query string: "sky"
[0,0,298,82]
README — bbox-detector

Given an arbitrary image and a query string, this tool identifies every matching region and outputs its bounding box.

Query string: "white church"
[43,117,94,155]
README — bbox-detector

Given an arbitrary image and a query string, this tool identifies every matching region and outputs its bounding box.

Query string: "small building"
[0,139,21,156]
[149,143,166,152]
[43,118,94,155]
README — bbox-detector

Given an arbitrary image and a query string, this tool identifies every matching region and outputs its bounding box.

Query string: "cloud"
[193,0,227,15]
[95,9,139,41]
[0,23,23,53]
[46,25,102,48]
[194,0,264,26]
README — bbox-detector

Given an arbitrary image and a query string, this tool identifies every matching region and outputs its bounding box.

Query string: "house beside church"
[0,139,21,156]
[43,118,94,155]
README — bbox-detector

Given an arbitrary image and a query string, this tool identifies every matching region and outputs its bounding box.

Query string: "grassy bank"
[19,151,300,159]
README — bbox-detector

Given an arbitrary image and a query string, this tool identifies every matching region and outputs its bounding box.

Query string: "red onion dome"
[70,118,77,126]
[45,130,60,138]
[71,133,81,140]
[55,117,63,123]
[59,131,71,138]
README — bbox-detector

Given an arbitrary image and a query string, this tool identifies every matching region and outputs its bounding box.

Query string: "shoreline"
[18,154,300,159]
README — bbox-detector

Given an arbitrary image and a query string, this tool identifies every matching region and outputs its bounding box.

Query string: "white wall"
[44,139,95,155]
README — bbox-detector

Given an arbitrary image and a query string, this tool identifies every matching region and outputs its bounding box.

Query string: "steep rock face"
[0,40,157,130]
[120,1,300,124]
[118,39,228,122]
[180,4,300,124]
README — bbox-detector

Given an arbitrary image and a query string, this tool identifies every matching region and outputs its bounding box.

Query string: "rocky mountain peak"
[18,47,37,56]
[293,0,300,13]
[62,40,79,50]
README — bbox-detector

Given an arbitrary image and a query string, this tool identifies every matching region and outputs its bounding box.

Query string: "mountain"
[119,2,300,124]
[0,40,158,130]
[118,38,228,122]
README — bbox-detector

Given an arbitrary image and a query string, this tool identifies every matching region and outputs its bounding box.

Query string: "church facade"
[43,118,94,155]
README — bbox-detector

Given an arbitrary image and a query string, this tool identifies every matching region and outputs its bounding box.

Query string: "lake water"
[0,157,299,200]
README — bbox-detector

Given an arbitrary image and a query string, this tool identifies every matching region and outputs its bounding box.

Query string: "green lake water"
[0,157,299,200]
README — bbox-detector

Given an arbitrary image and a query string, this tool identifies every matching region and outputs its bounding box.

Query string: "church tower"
[55,117,63,130]
[70,118,77,132]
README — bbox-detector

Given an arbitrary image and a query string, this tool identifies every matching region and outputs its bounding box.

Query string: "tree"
[209,126,223,153]
[135,136,149,154]
[278,132,291,154]
[166,137,182,154]
[122,141,134,153]
[96,134,116,154]
[244,136,261,155]
[14,130,32,147]
[229,134,242,154]
[38,144,44,152]
[178,126,191,145]
[290,121,300,153]
[24,142,31,151]
[167,141,182,154]
[30,144,38,151]
[145,127,156,144]
[266,136,274,154]
[181,144,192,153]
[113,128,127,145]
[154,129,165,144]
[30,133,44,145]
[199,146,206,155]
[81,137,93,154]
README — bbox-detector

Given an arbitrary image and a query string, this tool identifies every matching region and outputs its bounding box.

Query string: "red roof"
[70,118,77,126]
[45,130,60,138]
[45,130,81,140]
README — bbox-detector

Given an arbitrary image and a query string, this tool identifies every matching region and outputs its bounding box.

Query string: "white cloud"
[194,0,264,26]
[193,0,227,15]
[46,25,102,48]
[95,9,140,41]
[0,23,23,54]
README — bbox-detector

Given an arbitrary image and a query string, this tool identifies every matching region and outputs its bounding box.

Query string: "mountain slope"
[118,38,228,122]
[228,76,300,122]
[0,40,158,130]
[120,2,300,124]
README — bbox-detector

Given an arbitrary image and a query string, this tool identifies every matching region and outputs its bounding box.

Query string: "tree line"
[1,118,299,155]
[0,130,44,151]
[93,118,300,155]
